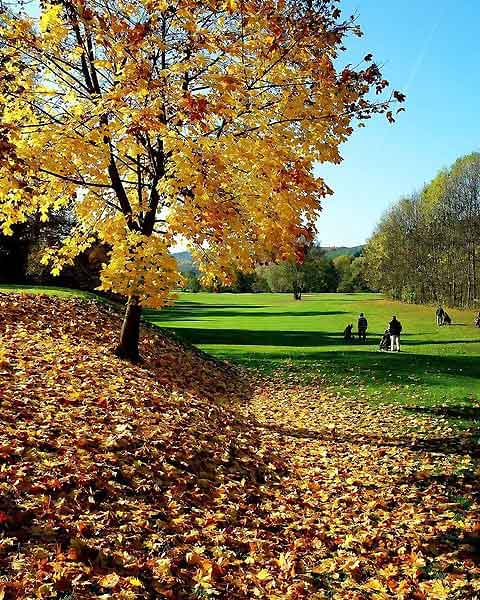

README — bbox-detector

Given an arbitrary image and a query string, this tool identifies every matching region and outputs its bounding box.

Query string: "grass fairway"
[145,292,480,427]
[2,285,479,428]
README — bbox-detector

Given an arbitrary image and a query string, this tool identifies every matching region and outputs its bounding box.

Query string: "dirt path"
[245,374,480,599]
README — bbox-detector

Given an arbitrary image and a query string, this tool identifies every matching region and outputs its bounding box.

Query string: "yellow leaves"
[93,59,111,70]
[1,0,398,328]
[99,572,120,588]
[39,4,68,44]
[276,552,295,576]
[363,578,387,593]
[97,229,183,308]
[36,584,54,598]
[0,343,8,370]
[151,557,172,578]
[187,551,214,587]
[39,4,62,33]
[420,580,450,599]
[256,568,271,581]
[311,558,336,575]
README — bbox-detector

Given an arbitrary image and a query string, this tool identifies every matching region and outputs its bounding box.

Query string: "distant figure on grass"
[389,316,402,352]
[357,313,368,343]
[475,312,480,328]
[443,312,452,325]
[379,329,391,351]
[435,306,445,326]
[343,323,353,342]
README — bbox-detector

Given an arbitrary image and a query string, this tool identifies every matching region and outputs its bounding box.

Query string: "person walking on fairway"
[389,315,402,352]
[358,313,368,343]
[435,306,445,326]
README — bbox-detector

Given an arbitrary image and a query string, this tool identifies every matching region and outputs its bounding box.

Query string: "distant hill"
[173,250,198,274]
[173,245,364,273]
[322,245,364,260]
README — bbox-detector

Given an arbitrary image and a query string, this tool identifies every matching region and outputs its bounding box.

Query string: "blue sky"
[316,0,480,247]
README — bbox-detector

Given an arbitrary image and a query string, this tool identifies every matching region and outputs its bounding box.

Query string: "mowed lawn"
[146,292,480,427]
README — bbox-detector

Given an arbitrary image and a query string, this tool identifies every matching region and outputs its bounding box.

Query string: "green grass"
[145,292,480,428]
[0,283,97,300]
[2,285,479,429]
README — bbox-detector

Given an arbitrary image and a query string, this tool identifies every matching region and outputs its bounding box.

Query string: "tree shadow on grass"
[219,349,480,393]
[149,302,268,310]
[257,423,480,457]
[157,327,480,396]
[153,325,419,348]
[404,339,480,346]
[404,405,480,421]
[158,327,380,347]
[144,306,348,321]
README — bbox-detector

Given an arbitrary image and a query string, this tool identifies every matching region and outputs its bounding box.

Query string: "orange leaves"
[248,372,480,599]
[127,22,150,45]
[0,0,403,319]
[1,292,478,598]
[183,94,209,122]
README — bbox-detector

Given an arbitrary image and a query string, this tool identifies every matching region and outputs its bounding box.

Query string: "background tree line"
[182,245,370,297]
[0,209,108,290]
[364,152,480,307]
[1,220,369,297]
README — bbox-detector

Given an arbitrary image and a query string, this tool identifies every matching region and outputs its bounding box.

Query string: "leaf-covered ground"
[0,294,479,599]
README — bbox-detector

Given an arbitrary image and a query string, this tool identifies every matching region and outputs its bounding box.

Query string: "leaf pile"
[0,294,479,599]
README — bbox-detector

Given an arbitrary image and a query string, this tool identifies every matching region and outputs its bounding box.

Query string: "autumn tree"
[0,0,403,360]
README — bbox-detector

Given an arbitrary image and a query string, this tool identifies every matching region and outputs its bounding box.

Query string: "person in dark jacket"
[357,313,368,343]
[435,306,445,326]
[389,315,402,352]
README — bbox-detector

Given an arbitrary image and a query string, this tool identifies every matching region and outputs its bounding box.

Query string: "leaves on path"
[0,294,479,599]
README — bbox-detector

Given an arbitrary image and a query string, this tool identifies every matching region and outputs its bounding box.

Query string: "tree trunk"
[472,247,477,304]
[115,296,142,362]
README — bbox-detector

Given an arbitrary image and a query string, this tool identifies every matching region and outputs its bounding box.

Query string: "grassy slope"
[0,283,96,299]
[145,292,480,427]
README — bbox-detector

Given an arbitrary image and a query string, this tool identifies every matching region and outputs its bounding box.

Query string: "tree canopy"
[0,0,403,357]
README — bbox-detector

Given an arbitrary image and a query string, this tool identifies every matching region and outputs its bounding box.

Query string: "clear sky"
[316,0,480,247]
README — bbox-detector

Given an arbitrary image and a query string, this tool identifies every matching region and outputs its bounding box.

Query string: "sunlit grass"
[2,285,479,429]
[146,292,480,429]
